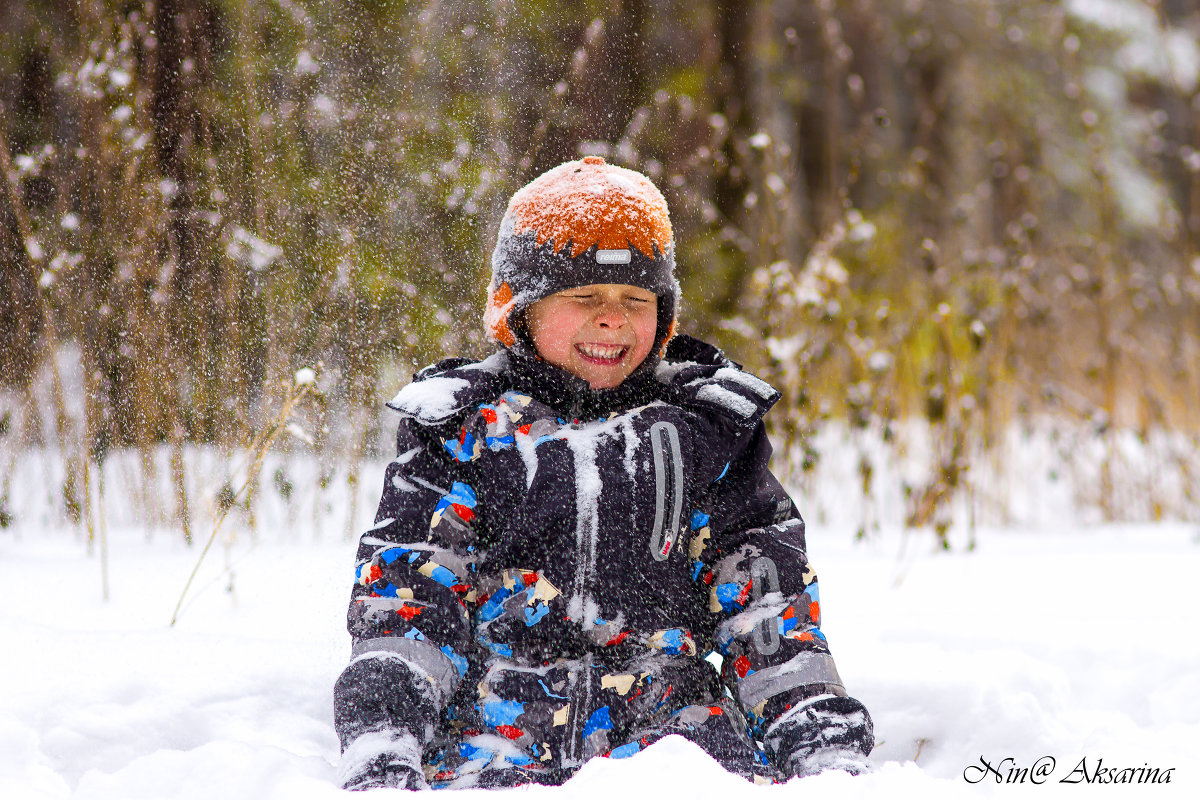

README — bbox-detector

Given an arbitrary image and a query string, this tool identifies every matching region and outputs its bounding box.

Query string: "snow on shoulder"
[693,368,778,422]
[388,375,472,423]
[695,383,758,420]
[712,365,776,400]
[387,352,506,424]
[656,345,781,426]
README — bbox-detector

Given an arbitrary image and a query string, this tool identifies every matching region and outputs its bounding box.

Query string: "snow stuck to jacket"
[695,382,759,420]
[712,366,777,400]
[561,422,606,624]
[389,376,472,423]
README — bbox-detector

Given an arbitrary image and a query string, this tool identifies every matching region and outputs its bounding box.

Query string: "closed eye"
[561,292,653,305]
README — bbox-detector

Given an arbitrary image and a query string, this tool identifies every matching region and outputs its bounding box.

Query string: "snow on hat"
[485,156,678,352]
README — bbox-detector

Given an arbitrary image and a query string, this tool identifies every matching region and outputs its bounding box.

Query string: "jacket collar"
[387,335,780,429]
[505,348,663,420]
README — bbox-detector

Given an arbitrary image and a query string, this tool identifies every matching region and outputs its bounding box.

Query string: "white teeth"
[577,344,626,360]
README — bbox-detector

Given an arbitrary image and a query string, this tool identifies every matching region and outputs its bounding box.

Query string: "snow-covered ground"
[2,511,1196,799]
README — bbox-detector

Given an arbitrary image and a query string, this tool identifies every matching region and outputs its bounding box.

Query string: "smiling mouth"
[575,343,629,365]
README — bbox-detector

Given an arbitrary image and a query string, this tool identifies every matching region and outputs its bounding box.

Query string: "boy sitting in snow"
[333,157,873,790]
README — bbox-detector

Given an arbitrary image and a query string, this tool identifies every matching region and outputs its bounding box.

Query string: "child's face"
[525,283,659,389]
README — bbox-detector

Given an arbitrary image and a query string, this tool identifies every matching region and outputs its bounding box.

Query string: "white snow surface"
[2,515,1198,797]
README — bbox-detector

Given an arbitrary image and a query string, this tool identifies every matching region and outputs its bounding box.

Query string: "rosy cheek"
[639,313,658,340]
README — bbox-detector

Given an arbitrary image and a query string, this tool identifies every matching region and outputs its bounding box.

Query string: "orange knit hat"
[485,157,678,352]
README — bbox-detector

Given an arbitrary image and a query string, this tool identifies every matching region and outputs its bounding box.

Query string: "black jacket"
[334,336,871,788]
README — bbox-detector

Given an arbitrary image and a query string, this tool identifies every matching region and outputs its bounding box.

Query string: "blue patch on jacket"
[446,481,477,507]
[714,582,744,611]
[524,603,549,626]
[441,645,469,677]
[477,586,513,622]
[426,564,458,588]
[379,546,411,564]
[656,629,689,655]
[481,699,524,727]
[582,706,612,738]
[444,432,477,462]
[610,741,641,759]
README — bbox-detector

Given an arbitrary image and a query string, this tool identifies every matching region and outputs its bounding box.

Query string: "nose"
[594,301,628,328]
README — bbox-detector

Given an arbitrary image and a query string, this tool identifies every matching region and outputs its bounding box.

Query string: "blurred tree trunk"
[1189,95,1200,253]
[527,0,650,179]
[793,1,845,235]
[0,31,56,391]
[707,0,753,319]
[150,0,232,443]
[588,0,647,147]
[713,0,751,205]
[0,217,40,391]
[910,51,952,240]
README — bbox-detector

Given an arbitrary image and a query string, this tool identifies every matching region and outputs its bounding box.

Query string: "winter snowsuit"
[333,335,873,788]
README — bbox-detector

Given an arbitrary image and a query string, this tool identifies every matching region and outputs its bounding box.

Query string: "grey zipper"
[648,421,684,561]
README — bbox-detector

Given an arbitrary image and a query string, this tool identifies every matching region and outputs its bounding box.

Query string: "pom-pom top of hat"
[507,156,673,259]
[486,156,679,350]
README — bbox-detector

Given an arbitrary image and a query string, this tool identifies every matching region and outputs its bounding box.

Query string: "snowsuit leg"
[620,698,779,783]
[423,655,779,788]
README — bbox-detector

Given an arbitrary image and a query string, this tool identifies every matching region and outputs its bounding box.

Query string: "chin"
[583,372,625,390]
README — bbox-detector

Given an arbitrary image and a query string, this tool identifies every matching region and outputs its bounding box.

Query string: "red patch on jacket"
[735,579,753,607]
[496,725,524,740]
[397,604,423,621]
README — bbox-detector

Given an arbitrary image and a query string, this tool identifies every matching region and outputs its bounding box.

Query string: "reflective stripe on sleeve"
[351,637,462,700]
[735,650,844,709]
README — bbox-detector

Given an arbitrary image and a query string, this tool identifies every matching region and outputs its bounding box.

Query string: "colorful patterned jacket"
[333,335,872,788]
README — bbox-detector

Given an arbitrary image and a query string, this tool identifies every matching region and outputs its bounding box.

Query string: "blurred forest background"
[3,0,1200,546]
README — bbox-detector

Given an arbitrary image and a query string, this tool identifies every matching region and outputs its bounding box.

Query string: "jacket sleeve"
[695,422,873,774]
[333,416,480,770]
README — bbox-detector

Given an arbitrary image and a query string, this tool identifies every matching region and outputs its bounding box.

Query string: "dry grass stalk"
[169,373,318,627]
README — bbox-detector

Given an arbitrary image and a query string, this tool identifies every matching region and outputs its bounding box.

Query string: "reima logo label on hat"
[595,249,632,264]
